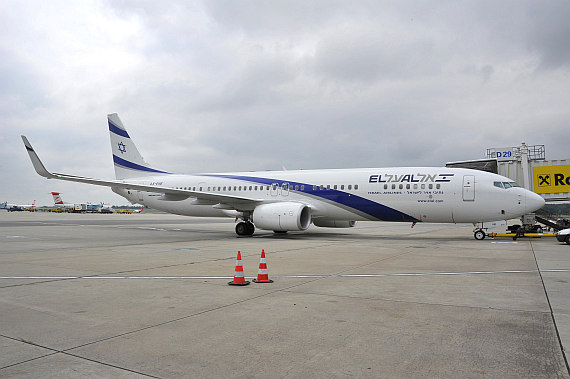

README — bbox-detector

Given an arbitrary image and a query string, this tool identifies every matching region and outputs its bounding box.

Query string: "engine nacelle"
[312,219,357,228]
[253,202,311,231]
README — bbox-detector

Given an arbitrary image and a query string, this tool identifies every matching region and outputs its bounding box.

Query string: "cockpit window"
[496,181,520,189]
[501,182,520,189]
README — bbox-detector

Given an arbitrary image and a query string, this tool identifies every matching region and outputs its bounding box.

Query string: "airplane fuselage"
[113,167,540,224]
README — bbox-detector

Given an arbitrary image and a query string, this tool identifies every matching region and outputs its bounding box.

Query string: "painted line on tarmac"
[1,269,569,280]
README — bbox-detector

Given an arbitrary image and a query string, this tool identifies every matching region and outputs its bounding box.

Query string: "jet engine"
[253,202,311,231]
[312,219,357,228]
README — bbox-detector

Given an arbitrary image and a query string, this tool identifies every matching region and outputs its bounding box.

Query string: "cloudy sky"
[1,0,569,205]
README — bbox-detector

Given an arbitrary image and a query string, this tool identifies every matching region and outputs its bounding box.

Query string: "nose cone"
[525,191,545,213]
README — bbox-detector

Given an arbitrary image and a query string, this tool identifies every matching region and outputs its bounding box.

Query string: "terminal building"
[447,142,570,203]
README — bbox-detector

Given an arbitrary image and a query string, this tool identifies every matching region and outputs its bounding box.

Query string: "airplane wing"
[21,136,260,209]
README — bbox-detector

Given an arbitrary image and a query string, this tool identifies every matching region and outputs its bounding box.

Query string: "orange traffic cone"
[228,251,250,286]
[253,249,273,283]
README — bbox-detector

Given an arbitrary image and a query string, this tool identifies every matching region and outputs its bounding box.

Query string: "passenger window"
[354,185,358,190]
[436,184,440,189]
[348,185,352,190]
[333,185,337,190]
[254,186,258,190]
[300,185,304,190]
[199,187,202,191]
[414,184,418,190]
[399,184,403,190]
[421,184,425,189]
[429,184,433,189]
[320,185,324,190]
[313,185,317,190]
[392,184,396,190]
[384,184,388,190]
[326,185,330,190]
[249,186,253,191]
[341,185,345,190]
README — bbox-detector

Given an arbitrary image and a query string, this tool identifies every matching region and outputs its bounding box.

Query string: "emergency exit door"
[462,175,475,201]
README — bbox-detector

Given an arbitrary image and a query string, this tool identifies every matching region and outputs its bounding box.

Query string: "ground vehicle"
[556,228,570,245]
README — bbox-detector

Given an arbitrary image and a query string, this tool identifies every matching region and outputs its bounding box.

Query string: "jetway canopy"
[446,159,497,174]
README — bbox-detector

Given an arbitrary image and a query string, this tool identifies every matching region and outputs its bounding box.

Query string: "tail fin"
[51,192,64,205]
[108,113,169,179]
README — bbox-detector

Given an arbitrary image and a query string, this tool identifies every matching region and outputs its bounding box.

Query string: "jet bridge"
[448,143,570,202]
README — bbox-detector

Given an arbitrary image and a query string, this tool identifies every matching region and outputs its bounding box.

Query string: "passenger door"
[462,175,475,201]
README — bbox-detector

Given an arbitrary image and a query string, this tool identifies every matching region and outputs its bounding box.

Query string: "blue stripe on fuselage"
[200,174,417,222]
[109,121,130,138]
[113,155,170,174]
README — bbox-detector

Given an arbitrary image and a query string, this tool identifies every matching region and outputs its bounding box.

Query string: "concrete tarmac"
[1,211,569,378]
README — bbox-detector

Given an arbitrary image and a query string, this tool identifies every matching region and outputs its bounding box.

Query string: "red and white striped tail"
[51,192,64,205]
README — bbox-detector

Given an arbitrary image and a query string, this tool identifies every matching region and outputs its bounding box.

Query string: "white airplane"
[1,201,36,211]
[21,113,545,239]
[51,191,113,213]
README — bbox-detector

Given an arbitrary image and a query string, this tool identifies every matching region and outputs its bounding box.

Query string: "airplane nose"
[525,191,545,213]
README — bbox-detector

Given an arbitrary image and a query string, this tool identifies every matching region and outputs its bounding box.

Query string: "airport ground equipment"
[252,250,273,283]
[474,214,558,240]
[556,228,570,244]
[228,251,250,286]
[487,231,557,240]
[70,204,88,213]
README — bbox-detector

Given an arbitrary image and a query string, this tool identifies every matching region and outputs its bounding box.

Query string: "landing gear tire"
[236,221,255,236]
[474,230,486,240]
[273,230,288,234]
[245,222,255,235]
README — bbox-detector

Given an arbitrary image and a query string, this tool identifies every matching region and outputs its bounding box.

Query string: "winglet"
[21,136,57,179]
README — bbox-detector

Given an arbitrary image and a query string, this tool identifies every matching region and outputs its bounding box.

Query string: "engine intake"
[253,202,311,231]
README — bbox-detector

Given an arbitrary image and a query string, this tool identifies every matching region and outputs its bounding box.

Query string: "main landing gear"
[235,221,255,236]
